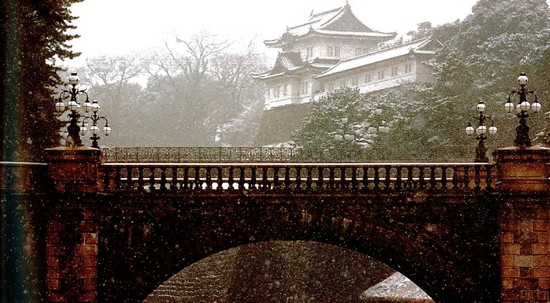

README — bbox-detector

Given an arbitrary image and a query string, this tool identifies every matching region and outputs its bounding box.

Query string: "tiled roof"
[265,4,395,46]
[316,37,441,78]
[251,53,337,80]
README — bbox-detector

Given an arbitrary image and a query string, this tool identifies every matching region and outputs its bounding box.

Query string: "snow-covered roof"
[317,37,442,79]
[251,52,338,80]
[265,3,395,47]
[361,272,433,302]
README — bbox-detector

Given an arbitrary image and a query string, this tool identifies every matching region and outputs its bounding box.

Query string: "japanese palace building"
[252,2,441,145]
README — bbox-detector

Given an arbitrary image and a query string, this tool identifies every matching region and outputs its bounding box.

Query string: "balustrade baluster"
[351,167,358,192]
[306,167,313,191]
[261,167,268,190]
[373,167,380,192]
[126,166,134,190]
[416,166,426,189]
[284,167,291,190]
[228,166,234,190]
[216,167,223,191]
[360,167,369,192]
[194,166,201,190]
[148,167,156,192]
[429,167,436,189]
[396,167,403,191]
[295,166,302,190]
[451,167,459,189]
[205,167,213,190]
[328,167,335,190]
[136,167,144,191]
[462,166,470,189]
[250,167,257,190]
[272,167,279,190]
[384,166,391,192]
[182,167,189,190]
[342,167,349,190]
[441,166,448,189]
[318,167,325,190]
[171,167,178,191]
[238,167,246,190]
[160,167,167,191]
[407,167,414,190]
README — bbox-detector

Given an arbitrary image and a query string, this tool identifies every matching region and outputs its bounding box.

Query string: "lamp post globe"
[466,100,497,162]
[54,72,112,148]
[505,72,542,147]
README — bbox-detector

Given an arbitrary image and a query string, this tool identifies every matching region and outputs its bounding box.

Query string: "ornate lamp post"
[55,72,111,148]
[334,117,355,142]
[504,72,542,147]
[80,100,111,148]
[367,109,390,134]
[466,101,497,162]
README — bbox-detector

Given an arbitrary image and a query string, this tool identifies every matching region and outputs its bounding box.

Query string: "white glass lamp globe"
[91,102,100,113]
[476,125,487,135]
[55,100,66,112]
[531,101,542,113]
[67,100,79,111]
[90,125,100,135]
[504,102,514,113]
[517,74,528,86]
[520,101,531,112]
[103,125,112,136]
[476,102,486,112]
[489,125,497,135]
[68,73,79,85]
[82,101,93,112]
[465,125,475,135]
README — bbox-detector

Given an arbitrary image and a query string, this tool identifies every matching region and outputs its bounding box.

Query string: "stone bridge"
[1,146,550,302]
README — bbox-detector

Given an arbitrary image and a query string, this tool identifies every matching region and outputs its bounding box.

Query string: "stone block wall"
[45,207,99,303]
[500,202,550,302]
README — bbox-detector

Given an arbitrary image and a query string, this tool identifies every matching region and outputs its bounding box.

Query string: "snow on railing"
[100,162,496,194]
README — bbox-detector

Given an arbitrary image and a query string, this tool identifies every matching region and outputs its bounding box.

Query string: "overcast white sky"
[67,0,480,65]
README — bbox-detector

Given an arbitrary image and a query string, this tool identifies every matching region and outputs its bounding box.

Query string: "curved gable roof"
[265,3,393,47]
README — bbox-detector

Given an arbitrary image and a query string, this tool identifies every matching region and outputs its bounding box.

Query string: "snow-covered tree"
[431,0,550,148]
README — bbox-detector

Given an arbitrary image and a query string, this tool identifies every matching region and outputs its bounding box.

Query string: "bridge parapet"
[100,162,496,194]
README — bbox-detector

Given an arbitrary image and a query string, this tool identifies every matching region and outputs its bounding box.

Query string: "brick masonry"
[45,208,99,303]
[496,146,550,303]
[500,202,550,303]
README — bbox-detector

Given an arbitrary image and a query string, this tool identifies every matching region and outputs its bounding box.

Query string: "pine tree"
[1,0,82,161]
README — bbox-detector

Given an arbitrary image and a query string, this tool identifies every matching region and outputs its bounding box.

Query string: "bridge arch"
[142,240,399,302]
[97,194,499,303]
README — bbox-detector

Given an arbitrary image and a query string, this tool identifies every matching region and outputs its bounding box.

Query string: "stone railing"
[100,162,496,194]
[101,146,476,163]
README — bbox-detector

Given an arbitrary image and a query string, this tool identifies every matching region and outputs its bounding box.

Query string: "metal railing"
[100,162,496,194]
[101,146,479,163]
